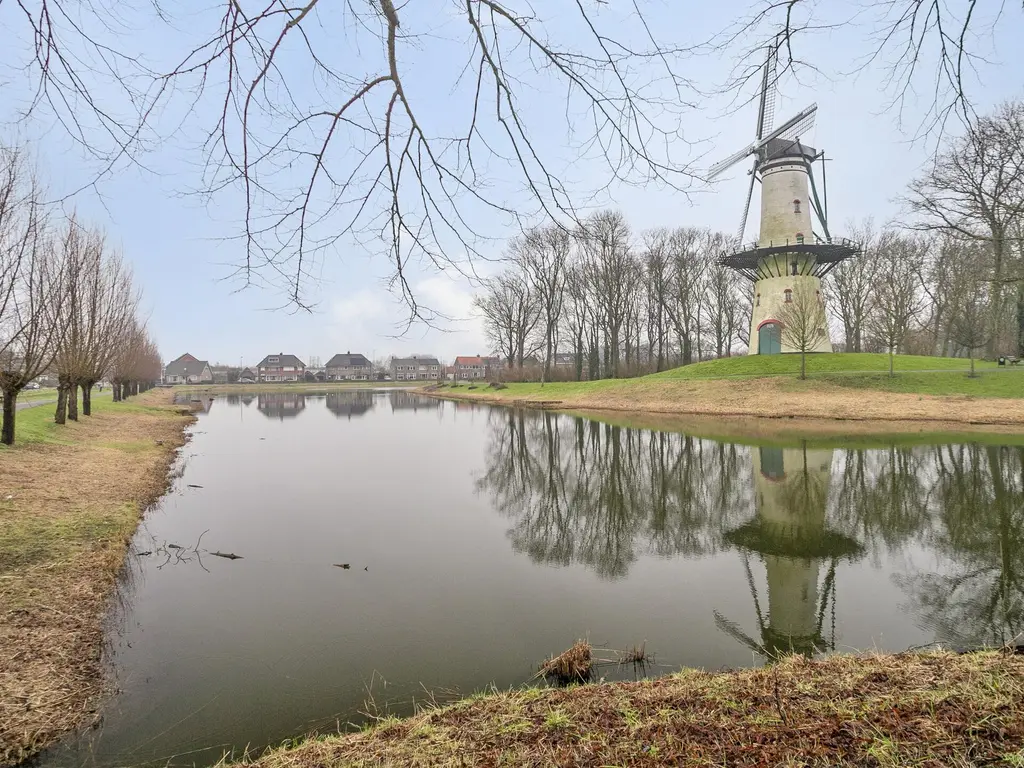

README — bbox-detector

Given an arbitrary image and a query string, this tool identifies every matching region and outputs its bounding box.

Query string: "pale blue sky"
[1,1,1020,366]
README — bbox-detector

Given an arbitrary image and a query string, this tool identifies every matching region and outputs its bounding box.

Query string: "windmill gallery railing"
[719,237,861,282]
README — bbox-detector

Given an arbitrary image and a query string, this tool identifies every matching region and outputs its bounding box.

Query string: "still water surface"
[45,390,1024,766]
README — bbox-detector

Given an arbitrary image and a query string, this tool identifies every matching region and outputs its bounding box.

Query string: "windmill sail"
[756,44,778,140]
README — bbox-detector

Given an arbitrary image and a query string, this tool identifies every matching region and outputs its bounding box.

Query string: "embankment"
[230,650,1024,767]
[425,374,1024,431]
[0,390,193,765]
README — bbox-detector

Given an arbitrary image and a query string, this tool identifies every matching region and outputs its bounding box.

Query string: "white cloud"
[323,276,489,363]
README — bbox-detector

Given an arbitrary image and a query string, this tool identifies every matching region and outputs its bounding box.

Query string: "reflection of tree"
[325,391,375,420]
[476,410,751,579]
[477,411,1024,648]
[897,446,1024,647]
[257,393,306,420]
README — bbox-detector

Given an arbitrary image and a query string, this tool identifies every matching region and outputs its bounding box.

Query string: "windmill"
[709,42,860,355]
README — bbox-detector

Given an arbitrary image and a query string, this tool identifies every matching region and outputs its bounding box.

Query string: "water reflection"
[718,446,860,658]
[389,390,440,411]
[476,409,1024,656]
[326,390,375,419]
[257,392,306,420]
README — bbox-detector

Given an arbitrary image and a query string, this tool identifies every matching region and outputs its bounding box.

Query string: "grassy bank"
[236,650,1024,767]
[428,353,1024,429]
[0,390,192,765]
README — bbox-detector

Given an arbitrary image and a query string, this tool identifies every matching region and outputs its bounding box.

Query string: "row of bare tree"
[0,147,160,445]
[475,211,749,381]
[476,102,1024,381]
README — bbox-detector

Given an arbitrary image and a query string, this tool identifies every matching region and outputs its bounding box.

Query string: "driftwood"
[209,551,243,560]
[187,484,204,488]
[333,563,351,569]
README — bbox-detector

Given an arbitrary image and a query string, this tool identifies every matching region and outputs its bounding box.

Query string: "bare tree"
[578,211,634,378]
[0,229,66,445]
[950,278,990,378]
[825,218,879,352]
[777,282,828,379]
[7,1,699,312]
[870,232,925,376]
[475,270,538,369]
[905,102,1024,356]
[515,225,570,382]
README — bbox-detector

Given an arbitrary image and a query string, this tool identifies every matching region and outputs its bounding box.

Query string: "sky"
[1,1,1022,367]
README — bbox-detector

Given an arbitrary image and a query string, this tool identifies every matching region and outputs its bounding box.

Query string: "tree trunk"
[1017,283,1024,358]
[800,350,807,380]
[889,349,895,378]
[969,354,976,379]
[68,383,79,421]
[55,382,68,424]
[82,382,94,416]
[1,388,16,446]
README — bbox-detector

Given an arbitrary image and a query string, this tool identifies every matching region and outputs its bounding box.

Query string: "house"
[325,352,373,381]
[210,365,232,384]
[554,353,575,367]
[164,354,214,384]
[256,353,306,382]
[454,355,502,380]
[239,367,257,383]
[390,355,441,381]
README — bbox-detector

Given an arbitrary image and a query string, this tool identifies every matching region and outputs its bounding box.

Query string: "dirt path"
[427,377,1024,432]
[0,391,192,766]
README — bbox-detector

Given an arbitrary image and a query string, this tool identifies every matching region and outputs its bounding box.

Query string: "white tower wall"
[748,154,833,355]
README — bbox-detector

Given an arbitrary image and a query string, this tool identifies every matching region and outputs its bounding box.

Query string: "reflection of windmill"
[716,445,863,658]
[708,41,859,356]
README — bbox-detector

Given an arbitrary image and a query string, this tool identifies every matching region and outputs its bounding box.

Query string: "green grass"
[431,353,1022,401]
[817,370,1024,398]
[646,352,995,380]
[2,391,135,448]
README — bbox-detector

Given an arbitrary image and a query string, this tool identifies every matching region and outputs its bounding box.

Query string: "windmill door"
[758,322,782,355]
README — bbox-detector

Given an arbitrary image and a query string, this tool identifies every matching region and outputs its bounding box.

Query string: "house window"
[269,356,280,363]
[784,289,793,303]
[793,199,801,214]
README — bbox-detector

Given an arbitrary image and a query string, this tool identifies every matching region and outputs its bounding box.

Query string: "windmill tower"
[708,44,859,355]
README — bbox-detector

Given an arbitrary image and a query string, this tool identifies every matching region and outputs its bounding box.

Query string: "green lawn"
[648,352,995,379]
[432,353,1022,401]
[2,391,123,447]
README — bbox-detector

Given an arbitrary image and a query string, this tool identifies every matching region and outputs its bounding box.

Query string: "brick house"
[453,355,501,380]
[325,352,372,381]
[390,356,441,381]
[256,353,306,382]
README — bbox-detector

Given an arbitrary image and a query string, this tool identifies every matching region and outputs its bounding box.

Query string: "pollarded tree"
[777,282,828,380]
[0,228,67,445]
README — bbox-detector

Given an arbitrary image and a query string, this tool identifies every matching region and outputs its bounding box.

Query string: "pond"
[43,390,1024,767]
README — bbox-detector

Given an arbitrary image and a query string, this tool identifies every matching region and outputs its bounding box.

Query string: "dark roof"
[326,353,371,368]
[171,353,199,364]
[256,353,306,368]
[165,358,210,377]
[392,356,440,366]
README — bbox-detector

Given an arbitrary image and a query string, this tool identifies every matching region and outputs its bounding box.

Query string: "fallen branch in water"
[209,551,243,560]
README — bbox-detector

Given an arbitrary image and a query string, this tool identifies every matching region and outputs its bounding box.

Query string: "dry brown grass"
[428,376,1024,432]
[233,650,1024,768]
[537,641,593,685]
[0,391,192,766]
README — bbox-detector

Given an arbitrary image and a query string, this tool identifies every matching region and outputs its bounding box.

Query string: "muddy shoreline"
[0,390,193,766]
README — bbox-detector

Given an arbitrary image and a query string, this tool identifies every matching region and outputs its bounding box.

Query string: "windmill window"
[791,260,799,276]
[784,288,793,303]
[756,293,761,307]
[793,199,801,214]
[796,232,805,245]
